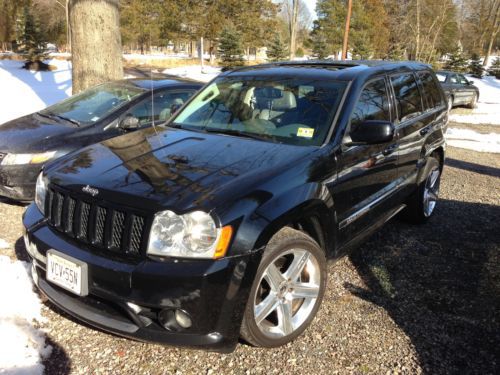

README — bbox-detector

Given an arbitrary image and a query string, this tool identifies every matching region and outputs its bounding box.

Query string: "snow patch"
[446,128,500,153]
[163,65,221,83]
[0,239,9,249]
[0,256,51,375]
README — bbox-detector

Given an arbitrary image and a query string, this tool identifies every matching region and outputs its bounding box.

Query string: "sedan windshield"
[39,82,145,125]
[172,76,347,146]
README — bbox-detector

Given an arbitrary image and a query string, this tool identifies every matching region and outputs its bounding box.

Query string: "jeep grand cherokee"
[23,61,447,352]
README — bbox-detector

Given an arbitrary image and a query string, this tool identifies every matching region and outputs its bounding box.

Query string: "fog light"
[158,309,192,331]
[175,309,192,329]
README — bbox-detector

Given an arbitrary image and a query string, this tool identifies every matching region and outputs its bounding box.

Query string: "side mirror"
[466,80,473,85]
[119,114,140,130]
[349,120,395,145]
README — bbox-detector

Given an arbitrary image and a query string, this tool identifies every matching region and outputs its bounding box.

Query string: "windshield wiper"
[203,128,277,142]
[38,111,80,126]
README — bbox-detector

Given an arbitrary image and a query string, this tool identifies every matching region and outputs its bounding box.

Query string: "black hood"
[0,113,77,153]
[46,127,315,213]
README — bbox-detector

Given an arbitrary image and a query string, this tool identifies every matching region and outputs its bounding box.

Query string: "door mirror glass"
[349,120,394,145]
[119,114,140,130]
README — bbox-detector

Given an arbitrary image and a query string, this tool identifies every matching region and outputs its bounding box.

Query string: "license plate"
[46,250,88,296]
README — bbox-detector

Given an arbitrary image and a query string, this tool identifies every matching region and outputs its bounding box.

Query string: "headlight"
[35,172,48,214]
[1,151,57,165]
[147,210,233,259]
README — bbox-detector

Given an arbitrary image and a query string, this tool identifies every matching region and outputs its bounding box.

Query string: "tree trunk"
[69,0,123,94]
[483,1,500,67]
[289,0,299,60]
[342,0,353,59]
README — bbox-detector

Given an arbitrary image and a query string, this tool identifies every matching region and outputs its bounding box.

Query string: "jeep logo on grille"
[82,185,99,197]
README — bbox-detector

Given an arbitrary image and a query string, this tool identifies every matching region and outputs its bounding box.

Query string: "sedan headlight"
[35,172,49,214]
[147,210,233,259]
[1,151,57,166]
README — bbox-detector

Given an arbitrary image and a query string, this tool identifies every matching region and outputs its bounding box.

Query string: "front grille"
[45,186,148,257]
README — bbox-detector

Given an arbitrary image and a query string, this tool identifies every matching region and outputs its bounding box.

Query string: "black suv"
[23,61,447,352]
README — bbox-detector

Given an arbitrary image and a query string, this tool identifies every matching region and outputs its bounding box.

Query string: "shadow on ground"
[348,198,500,374]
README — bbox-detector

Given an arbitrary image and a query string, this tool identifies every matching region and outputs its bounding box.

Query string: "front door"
[330,77,398,246]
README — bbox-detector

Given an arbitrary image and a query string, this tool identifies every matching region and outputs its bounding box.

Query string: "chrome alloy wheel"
[253,249,321,338]
[423,167,440,217]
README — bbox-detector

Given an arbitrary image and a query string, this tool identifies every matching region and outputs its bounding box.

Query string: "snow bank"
[0,59,72,125]
[449,75,500,125]
[163,65,221,83]
[0,256,51,375]
[446,128,500,153]
[0,239,9,249]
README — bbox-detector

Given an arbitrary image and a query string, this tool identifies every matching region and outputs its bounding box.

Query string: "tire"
[467,93,477,109]
[240,227,327,347]
[401,156,441,224]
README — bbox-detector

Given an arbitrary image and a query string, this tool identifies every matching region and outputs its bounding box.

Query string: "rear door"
[389,72,433,198]
[332,77,398,246]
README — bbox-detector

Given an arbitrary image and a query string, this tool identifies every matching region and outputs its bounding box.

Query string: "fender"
[253,182,337,257]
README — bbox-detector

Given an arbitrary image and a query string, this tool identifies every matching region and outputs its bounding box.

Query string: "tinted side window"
[450,74,459,84]
[458,74,469,85]
[418,71,443,109]
[350,78,390,131]
[390,74,423,122]
[436,73,447,83]
[128,90,195,125]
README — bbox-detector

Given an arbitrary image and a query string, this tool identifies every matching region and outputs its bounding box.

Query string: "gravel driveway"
[1,146,499,375]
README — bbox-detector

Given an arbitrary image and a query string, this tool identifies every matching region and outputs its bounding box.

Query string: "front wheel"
[240,227,327,347]
[467,93,477,109]
[401,157,441,224]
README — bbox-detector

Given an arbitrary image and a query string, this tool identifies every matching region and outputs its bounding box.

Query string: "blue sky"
[303,0,317,18]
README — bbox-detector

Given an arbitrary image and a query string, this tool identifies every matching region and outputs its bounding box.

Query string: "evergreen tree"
[310,23,329,59]
[218,26,244,68]
[488,57,500,79]
[19,6,49,70]
[444,48,468,73]
[469,53,485,78]
[267,33,288,61]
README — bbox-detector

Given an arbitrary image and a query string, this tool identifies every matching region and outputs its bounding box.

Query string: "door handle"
[382,144,397,156]
[420,127,430,136]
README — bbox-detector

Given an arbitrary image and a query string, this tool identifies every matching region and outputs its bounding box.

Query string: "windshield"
[40,82,145,125]
[171,76,347,146]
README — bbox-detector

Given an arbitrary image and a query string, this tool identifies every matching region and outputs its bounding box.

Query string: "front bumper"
[0,164,41,201]
[23,204,262,352]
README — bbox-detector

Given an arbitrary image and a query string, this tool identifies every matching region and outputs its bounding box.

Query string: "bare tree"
[289,0,298,59]
[69,0,123,93]
[281,0,311,58]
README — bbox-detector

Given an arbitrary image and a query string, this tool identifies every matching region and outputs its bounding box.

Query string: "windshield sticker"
[297,128,314,138]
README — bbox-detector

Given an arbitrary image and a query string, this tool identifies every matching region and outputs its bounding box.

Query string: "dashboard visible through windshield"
[171,77,347,146]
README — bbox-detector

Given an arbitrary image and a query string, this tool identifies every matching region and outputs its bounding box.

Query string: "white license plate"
[46,251,88,296]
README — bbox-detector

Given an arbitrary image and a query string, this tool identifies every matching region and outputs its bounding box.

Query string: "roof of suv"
[223,60,432,82]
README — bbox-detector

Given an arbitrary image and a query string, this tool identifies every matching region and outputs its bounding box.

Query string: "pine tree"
[488,57,500,79]
[218,26,244,68]
[444,48,468,73]
[267,33,288,62]
[469,53,485,78]
[19,6,49,70]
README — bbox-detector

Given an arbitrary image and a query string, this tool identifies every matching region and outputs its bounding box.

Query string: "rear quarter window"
[390,74,423,122]
[417,71,444,110]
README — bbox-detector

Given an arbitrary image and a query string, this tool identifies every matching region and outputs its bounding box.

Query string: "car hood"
[0,113,78,153]
[47,127,315,212]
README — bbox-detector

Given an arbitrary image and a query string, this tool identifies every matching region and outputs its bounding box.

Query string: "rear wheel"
[240,227,327,347]
[401,156,441,224]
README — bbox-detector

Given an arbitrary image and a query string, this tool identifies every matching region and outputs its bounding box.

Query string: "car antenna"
[149,30,158,137]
